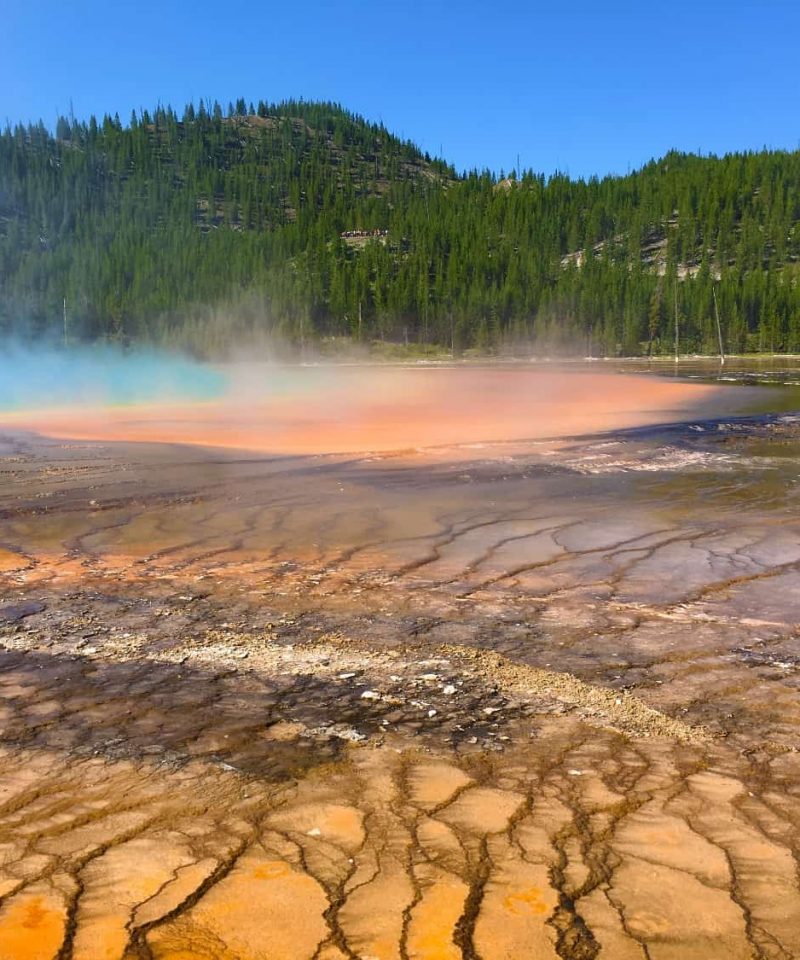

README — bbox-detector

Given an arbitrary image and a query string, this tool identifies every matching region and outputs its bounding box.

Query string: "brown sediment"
[146,852,330,960]
[0,367,799,958]
[0,549,30,574]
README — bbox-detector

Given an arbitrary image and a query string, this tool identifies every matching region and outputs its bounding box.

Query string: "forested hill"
[2,98,800,356]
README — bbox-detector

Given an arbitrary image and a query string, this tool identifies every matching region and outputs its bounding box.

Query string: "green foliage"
[2,101,799,355]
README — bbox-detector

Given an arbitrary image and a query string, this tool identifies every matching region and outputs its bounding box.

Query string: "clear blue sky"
[4,0,799,179]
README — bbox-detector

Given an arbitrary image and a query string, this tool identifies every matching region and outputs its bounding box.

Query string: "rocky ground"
[1,412,800,958]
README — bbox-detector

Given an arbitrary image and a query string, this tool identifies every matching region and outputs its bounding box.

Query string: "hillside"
[1,100,799,355]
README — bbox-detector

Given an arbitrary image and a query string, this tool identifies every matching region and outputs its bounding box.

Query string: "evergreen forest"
[2,98,799,356]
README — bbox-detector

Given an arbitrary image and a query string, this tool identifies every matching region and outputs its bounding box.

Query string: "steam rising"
[0,343,226,411]
[0,349,728,457]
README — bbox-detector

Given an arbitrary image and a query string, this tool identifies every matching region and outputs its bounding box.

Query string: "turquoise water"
[0,345,228,411]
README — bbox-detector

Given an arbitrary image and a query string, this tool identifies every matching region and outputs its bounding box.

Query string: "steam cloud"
[0,342,227,412]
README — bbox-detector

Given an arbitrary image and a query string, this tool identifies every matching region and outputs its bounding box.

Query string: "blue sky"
[3,0,799,179]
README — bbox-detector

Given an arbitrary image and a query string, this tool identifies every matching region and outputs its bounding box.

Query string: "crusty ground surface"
[0,369,799,959]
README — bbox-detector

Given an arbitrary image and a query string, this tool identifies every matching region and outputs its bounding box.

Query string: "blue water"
[0,345,228,411]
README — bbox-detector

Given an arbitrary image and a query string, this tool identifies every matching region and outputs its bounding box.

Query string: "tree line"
[1,99,799,355]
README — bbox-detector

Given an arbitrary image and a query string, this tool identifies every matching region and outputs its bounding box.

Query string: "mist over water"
[0,342,227,411]
[0,358,742,457]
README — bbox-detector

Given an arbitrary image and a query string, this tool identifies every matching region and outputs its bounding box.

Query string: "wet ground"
[1,364,800,959]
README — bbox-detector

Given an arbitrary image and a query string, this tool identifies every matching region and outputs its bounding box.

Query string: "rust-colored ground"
[1,365,799,959]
